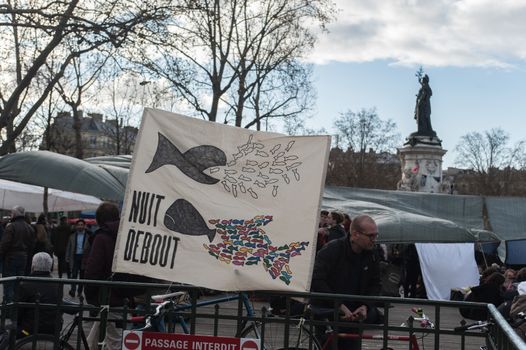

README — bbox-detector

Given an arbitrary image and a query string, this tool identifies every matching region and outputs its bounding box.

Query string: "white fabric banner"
[416,243,479,300]
[113,109,330,291]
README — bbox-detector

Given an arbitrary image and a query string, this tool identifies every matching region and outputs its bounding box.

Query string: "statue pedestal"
[397,142,447,193]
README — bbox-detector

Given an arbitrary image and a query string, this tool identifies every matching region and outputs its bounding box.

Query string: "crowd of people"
[315,209,526,344]
[2,205,526,347]
[0,207,94,301]
[0,203,131,349]
[459,264,526,340]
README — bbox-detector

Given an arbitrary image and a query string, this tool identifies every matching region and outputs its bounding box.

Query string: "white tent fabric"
[0,179,102,212]
[416,243,480,300]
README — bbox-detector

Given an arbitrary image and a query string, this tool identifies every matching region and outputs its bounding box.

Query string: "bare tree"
[100,70,143,155]
[334,108,400,152]
[455,128,526,195]
[54,52,110,158]
[0,0,172,155]
[129,0,334,128]
[331,108,401,188]
[325,147,401,189]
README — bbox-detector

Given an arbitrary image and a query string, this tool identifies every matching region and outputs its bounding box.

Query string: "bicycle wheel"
[15,334,74,350]
[240,322,321,350]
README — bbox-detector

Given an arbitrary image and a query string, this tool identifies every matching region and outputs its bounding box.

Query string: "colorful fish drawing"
[203,215,309,285]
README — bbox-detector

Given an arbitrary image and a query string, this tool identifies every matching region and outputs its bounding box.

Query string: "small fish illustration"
[286,162,302,171]
[242,167,256,173]
[256,150,269,157]
[284,155,298,161]
[239,174,252,182]
[292,168,300,181]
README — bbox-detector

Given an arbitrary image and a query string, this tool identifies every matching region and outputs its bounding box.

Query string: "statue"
[414,74,436,137]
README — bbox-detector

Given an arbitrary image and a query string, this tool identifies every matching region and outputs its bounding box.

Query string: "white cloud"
[309,0,526,67]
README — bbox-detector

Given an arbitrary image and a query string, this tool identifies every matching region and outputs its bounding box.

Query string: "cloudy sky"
[305,0,526,167]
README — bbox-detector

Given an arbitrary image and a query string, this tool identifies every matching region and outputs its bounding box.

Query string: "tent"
[0,179,102,212]
[0,151,126,201]
[322,186,499,243]
[0,151,523,243]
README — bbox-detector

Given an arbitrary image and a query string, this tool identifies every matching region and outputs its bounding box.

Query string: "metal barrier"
[1,276,525,350]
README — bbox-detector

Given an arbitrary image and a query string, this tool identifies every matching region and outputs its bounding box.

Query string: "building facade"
[41,111,138,158]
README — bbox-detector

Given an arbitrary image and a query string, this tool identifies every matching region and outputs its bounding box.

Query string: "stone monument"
[398,74,448,193]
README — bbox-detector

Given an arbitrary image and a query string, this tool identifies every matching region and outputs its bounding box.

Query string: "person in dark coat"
[326,211,346,242]
[84,202,124,350]
[0,206,36,303]
[403,243,421,298]
[497,267,526,319]
[33,214,53,257]
[510,281,526,340]
[51,217,71,278]
[311,215,382,350]
[16,252,63,336]
[461,272,505,320]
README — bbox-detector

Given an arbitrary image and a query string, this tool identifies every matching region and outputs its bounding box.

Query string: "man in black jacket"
[17,252,63,336]
[311,214,382,350]
[0,206,35,303]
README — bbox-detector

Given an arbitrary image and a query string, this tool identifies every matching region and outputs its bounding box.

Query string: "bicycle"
[238,305,436,350]
[454,319,495,350]
[130,290,258,336]
[9,298,97,350]
[130,291,189,333]
[453,311,526,350]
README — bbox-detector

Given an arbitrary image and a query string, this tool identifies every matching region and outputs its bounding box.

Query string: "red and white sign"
[123,332,142,350]
[122,331,260,350]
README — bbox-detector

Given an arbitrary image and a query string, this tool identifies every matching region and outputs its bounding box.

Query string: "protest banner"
[113,108,330,291]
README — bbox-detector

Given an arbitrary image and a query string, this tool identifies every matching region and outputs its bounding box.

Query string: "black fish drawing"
[164,199,216,242]
[146,133,227,185]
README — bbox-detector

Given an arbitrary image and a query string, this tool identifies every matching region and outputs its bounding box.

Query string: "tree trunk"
[43,187,49,216]
[235,74,247,127]
[5,118,17,153]
[72,106,83,159]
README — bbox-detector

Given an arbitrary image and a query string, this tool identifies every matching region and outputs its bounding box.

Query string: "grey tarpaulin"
[486,197,526,264]
[323,186,497,243]
[84,155,132,169]
[486,197,526,240]
[0,151,524,244]
[0,151,126,201]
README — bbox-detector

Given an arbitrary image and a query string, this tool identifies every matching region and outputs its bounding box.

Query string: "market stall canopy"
[0,179,102,212]
[1,151,523,243]
[0,151,126,201]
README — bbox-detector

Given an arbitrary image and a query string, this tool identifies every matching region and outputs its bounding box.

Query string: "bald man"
[311,215,382,350]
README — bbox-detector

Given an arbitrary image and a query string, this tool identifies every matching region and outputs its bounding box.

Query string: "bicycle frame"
[132,291,255,335]
[61,313,90,350]
[322,331,420,350]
